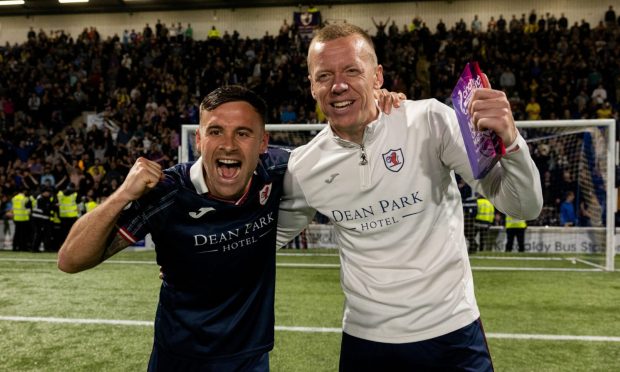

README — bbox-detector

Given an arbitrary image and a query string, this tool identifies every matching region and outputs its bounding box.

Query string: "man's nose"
[219,134,237,150]
[331,76,349,94]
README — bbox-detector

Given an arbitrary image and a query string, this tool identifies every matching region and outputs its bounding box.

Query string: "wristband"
[505,138,520,154]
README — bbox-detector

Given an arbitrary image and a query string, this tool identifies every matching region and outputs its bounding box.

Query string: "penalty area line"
[1,316,619,342]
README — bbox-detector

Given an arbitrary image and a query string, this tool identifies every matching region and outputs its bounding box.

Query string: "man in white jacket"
[277,23,542,371]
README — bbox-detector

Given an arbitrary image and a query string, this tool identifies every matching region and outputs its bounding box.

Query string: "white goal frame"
[181,120,616,271]
[516,119,615,272]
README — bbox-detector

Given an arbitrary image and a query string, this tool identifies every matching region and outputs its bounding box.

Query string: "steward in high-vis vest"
[57,183,79,245]
[11,188,32,252]
[31,187,56,252]
[505,215,527,252]
[474,196,495,252]
[85,198,98,213]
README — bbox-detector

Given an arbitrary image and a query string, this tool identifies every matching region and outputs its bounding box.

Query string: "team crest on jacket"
[382,149,404,172]
[259,183,272,205]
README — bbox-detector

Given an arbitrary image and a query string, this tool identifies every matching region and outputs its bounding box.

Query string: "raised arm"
[57,157,163,273]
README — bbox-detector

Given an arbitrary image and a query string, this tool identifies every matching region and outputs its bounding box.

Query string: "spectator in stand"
[537,13,546,32]
[596,101,614,119]
[371,17,390,38]
[509,14,521,32]
[591,83,607,105]
[455,18,467,33]
[560,191,577,226]
[471,15,483,33]
[51,162,69,191]
[499,67,516,93]
[558,13,569,30]
[547,13,558,30]
[279,103,297,124]
[487,16,497,32]
[388,20,399,37]
[497,14,507,32]
[207,25,221,39]
[184,23,193,40]
[525,96,542,120]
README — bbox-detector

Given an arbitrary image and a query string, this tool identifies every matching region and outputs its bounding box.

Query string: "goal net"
[181,119,616,271]
[514,119,615,271]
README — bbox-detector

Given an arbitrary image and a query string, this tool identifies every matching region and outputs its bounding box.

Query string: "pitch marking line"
[0,258,604,272]
[1,316,619,342]
[0,258,155,265]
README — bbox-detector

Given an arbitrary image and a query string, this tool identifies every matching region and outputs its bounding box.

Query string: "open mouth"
[216,159,241,179]
[332,100,354,109]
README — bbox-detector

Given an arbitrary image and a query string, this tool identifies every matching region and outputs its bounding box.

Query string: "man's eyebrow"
[204,123,256,132]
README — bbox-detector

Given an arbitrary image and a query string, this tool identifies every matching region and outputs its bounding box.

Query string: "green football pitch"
[0,249,619,371]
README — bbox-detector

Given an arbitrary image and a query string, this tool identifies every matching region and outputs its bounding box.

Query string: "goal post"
[180,120,616,271]
[515,119,616,271]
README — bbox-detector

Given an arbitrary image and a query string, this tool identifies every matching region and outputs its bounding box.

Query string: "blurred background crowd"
[0,5,619,250]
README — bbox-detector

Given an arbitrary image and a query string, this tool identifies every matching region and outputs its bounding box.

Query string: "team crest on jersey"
[259,183,272,205]
[382,148,404,172]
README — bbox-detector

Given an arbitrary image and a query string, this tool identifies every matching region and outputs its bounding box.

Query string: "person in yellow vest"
[207,26,221,39]
[474,195,495,252]
[57,183,79,244]
[505,215,527,252]
[10,187,32,252]
[85,196,99,213]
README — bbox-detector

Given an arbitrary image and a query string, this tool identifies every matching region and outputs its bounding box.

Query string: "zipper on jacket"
[359,143,370,189]
[359,144,368,165]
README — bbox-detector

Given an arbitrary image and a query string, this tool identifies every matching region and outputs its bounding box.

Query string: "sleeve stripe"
[118,227,138,244]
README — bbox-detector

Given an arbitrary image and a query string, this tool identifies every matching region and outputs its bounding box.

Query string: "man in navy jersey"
[57,84,403,371]
[58,85,288,371]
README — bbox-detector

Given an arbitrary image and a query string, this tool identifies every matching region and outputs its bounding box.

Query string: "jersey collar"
[189,157,209,194]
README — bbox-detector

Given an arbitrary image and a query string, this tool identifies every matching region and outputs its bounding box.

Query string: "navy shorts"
[339,318,493,372]
[147,343,269,372]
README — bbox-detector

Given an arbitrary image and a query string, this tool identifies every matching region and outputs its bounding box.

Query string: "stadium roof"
[0,0,415,17]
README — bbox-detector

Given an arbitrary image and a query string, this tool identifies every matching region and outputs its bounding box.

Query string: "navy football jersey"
[116,147,289,361]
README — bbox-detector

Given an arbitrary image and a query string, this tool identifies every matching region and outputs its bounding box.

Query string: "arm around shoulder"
[276,161,317,249]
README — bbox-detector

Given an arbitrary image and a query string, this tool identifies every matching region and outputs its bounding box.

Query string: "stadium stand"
[0,7,618,248]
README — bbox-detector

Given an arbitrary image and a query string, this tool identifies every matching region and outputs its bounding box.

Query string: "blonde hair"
[308,23,378,67]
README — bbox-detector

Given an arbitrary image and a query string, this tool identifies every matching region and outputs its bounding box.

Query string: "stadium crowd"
[0,7,619,250]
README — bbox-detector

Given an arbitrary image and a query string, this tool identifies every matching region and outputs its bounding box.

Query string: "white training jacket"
[276,99,543,343]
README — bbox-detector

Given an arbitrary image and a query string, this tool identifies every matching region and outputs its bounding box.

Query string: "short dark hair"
[200,85,267,123]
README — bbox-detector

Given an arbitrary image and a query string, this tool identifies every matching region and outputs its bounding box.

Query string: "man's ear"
[374,65,384,89]
[259,131,269,153]
[194,127,202,154]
